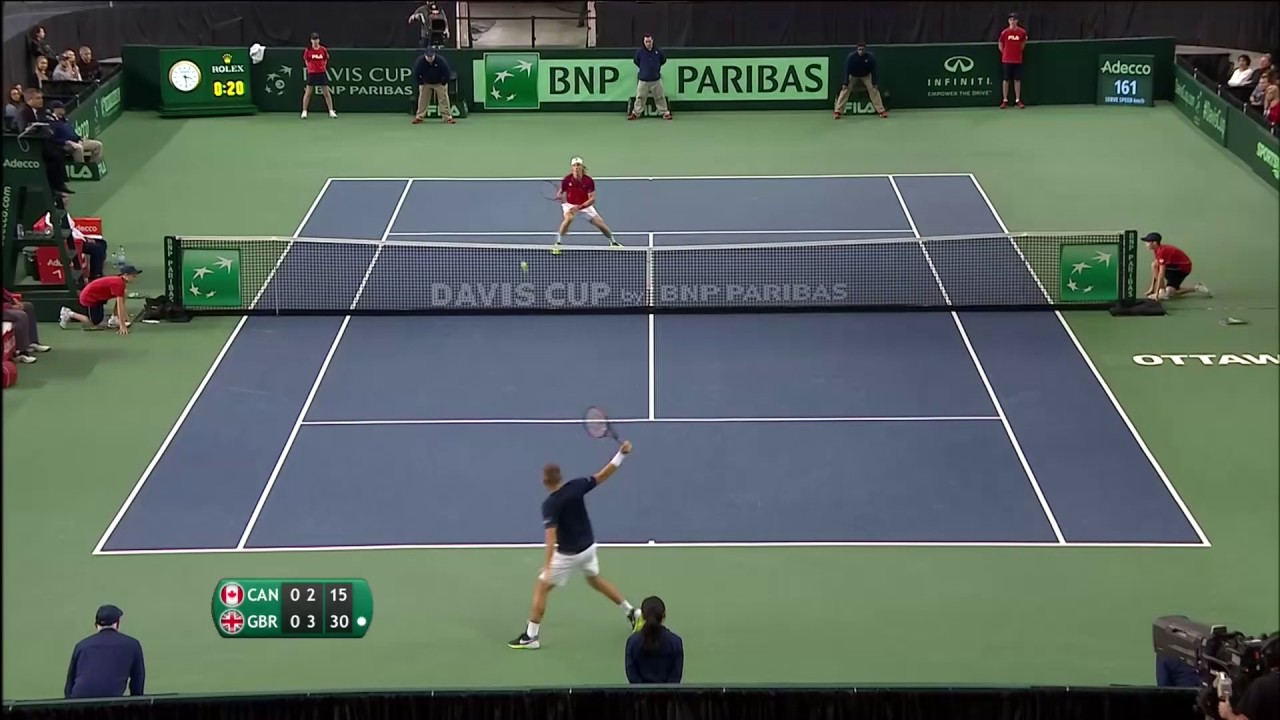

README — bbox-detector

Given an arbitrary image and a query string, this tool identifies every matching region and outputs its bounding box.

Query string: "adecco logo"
[1101,60,1152,75]
[944,56,975,73]
[2,158,41,169]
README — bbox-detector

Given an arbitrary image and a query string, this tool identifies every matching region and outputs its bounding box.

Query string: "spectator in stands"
[77,46,101,83]
[52,50,83,82]
[14,87,43,133]
[833,43,887,119]
[48,101,104,166]
[1248,56,1273,112]
[27,26,55,74]
[629,34,671,121]
[1228,55,1254,88]
[3,289,51,364]
[65,605,145,699]
[4,85,23,131]
[30,55,51,91]
[412,46,454,124]
[1265,69,1280,126]
[60,265,141,334]
[625,596,683,684]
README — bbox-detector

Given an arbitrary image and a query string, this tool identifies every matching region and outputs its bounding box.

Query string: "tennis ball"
[520,260,529,272]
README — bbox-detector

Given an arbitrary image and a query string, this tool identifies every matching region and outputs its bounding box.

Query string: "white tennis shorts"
[562,203,600,220]
[538,544,600,587]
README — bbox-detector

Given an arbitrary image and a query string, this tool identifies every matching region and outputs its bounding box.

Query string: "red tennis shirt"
[999,26,1028,64]
[303,46,329,75]
[1154,244,1192,273]
[561,174,594,206]
[79,276,126,307]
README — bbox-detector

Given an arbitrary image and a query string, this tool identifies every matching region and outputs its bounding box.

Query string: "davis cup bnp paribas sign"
[474,53,829,108]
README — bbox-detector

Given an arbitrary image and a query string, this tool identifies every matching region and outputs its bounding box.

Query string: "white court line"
[647,231,656,421]
[965,174,1212,547]
[889,175,1067,545]
[234,179,415,550]
[385,228,914,237]
[326,173,976,182]
[93,539,1210,556]
[299,416,1002,426]
[92,180,337,556]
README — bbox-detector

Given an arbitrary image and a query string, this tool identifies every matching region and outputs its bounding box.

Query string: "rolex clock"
[157,48,257,117]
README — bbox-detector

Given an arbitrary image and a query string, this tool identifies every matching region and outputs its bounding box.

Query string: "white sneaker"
[27,343,50,353]
[329,110,337,118]
[301,110,308,119]
[1195,282,1212,297]
[14,353,36,364]
[106,316,132,329]
[58,306,71,329]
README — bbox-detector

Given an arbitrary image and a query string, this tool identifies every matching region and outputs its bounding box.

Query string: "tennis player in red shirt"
[552,157,620,254]
[302,32,336,119]
[59,266,141,335]
[1143,232,1212,301]
[998,13,1028,109]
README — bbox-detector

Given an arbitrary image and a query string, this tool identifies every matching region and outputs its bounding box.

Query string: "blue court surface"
[94,174,1208,555]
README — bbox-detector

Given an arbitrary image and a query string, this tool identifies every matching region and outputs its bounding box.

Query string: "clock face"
[168,60,201,92]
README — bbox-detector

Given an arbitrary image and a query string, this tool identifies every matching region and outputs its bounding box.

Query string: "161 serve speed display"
[212,579,373,638]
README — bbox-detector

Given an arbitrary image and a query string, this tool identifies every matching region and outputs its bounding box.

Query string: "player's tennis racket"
[583,406,621,444]
[541,180,561,203]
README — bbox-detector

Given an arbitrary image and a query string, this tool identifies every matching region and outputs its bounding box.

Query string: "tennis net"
[163,231,1138,315]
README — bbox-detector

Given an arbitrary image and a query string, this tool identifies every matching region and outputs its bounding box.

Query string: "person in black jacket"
[412,46,454,124]
[625,596,683,684]
[65,605,146,699]
[833,44,887,119]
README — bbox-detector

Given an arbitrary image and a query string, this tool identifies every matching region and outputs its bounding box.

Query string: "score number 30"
[213,80,247,97]
[1112,79,1139,96]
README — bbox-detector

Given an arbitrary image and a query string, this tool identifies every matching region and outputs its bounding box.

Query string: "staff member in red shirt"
[552,157,620,254]
[59,265,142,335]
[1143,232,1212,301]
[998,13,1028,109]
[301,32,336,119]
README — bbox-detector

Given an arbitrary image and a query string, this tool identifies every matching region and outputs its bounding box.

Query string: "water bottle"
[113,246,127,271]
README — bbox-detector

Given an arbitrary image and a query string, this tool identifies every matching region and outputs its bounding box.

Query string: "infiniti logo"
[944,56,975,73]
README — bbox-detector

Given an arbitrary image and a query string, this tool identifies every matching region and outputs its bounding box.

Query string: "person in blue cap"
[65,604,146,698]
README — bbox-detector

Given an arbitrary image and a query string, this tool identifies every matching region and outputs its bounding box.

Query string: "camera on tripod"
[1153,615,1279,719]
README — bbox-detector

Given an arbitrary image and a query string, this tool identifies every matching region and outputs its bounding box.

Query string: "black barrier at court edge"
[1,685,1205,720]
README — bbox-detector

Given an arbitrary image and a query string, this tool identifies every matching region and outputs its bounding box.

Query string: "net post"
[164,235,181,307]
[1121,230,1138,302]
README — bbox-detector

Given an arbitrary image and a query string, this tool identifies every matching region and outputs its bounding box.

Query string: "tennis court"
[93,173,1206,554]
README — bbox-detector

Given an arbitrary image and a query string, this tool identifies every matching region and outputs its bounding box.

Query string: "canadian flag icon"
[220,582,245,608]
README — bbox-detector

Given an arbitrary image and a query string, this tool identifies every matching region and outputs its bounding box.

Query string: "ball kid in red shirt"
[302,32,336,119]
[1143,232,1212,301]
[59,265,142,335]
[998,13,1028,109]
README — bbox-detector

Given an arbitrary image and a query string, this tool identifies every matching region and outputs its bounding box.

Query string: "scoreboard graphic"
[212,579,373,638]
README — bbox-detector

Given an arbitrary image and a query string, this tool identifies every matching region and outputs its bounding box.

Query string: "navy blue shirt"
[542,476,597,554]
[50,115,80,144]
[65,628,145,698]
[625,627,684,684]
[414,54,452,85]
[845,51,878,85]
[635,46,666,82]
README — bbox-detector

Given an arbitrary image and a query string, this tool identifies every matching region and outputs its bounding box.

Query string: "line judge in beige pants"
[630,34,671,120]
[833,44,887,118]
[412,46,455,124]
[67,138,104,165]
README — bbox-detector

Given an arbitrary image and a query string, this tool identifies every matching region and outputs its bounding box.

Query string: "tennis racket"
[583,406,621,444]
[541,180,562,203]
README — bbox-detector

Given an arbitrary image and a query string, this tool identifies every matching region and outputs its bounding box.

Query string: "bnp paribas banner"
[472,53,829,109]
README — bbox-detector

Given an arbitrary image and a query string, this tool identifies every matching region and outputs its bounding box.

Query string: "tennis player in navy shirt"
[509,440,640,649]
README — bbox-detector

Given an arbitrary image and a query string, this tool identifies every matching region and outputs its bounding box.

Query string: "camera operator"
[1218,638,1279,720]
[409,2,450,49]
